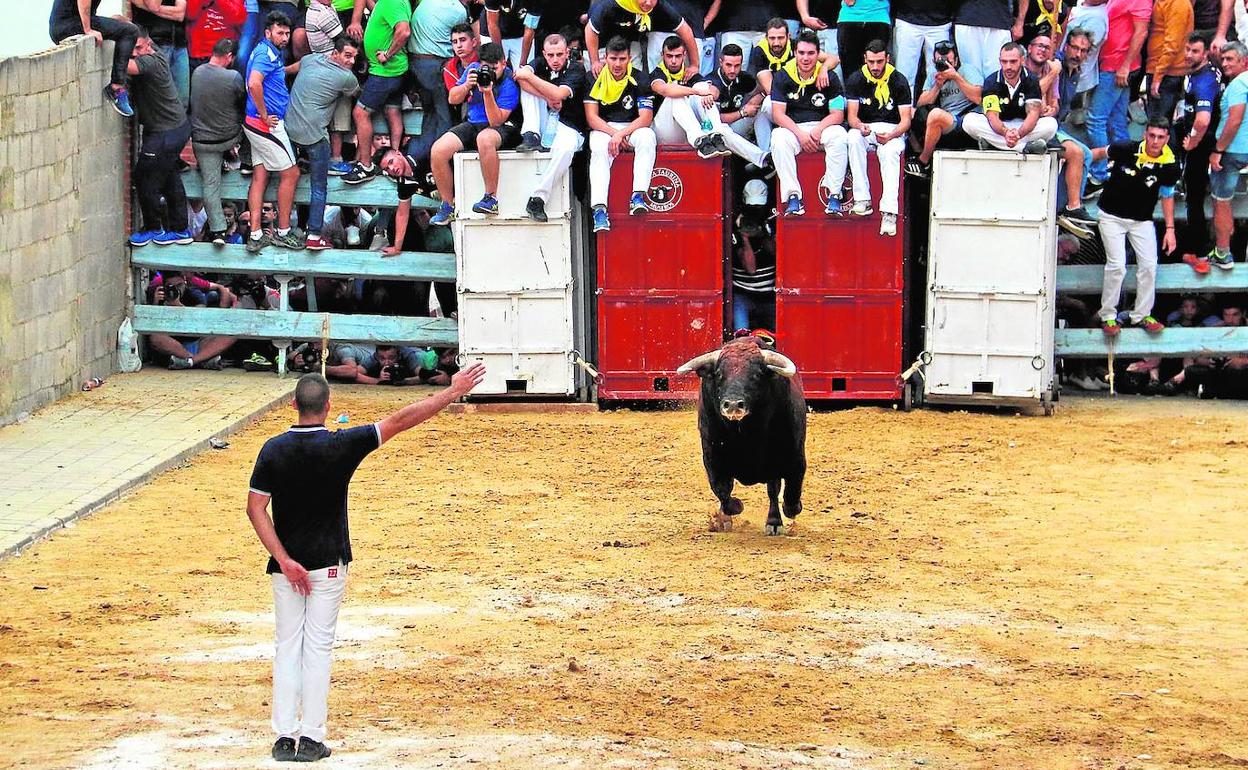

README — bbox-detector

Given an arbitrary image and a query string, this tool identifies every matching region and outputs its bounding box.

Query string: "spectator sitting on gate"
[427,42,522,225]
[704,44,765,148]
[146,273,238,370]
[244,11,303,254]
[1051,28,1100,242]
[128,29,196,248]
[48,0,140,116]
[190,38,245,247]
[287,35,363,251]
[748,18,837,154]
[645,36,731,158]
[843,39,912,235]
[513,33,591,222]
[904,39,979,181]
[770,30,848,220]
[443,22,481,125]
[1022,33,1061,117]
[584,36,659,233]
[1206,42,1248,270]
[342,0,411,184]
[962,42,1058,154]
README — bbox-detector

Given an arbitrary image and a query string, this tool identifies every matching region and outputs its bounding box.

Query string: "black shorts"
[447,121,521,149]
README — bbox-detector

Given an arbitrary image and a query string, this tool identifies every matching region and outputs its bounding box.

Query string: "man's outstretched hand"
[449,363,486,398]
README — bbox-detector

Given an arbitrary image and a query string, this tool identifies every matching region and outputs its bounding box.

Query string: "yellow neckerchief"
[658,62,685,83]
[590,61,637,105]
[1036,0,1062,36]
[1135,141,1176,167]
[757,38,792,71]
[615,0,651,31]
[862,62,896,107]
[781,59,822,97]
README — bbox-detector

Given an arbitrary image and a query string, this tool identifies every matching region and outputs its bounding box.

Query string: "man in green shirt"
[344,0,411,184]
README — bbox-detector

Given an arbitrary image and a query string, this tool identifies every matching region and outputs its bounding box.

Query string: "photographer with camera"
[353,345,428,385]
[426,43,522,226]
[904,38,980,180]
[145,272,239,370]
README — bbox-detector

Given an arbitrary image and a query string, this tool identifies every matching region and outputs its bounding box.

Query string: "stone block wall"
[0,36,129,426]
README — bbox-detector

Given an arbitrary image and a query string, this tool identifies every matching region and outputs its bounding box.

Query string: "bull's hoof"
[724,497,744,516]
[708,510,735,532]
[783,502,802,519]
[764,523,783,536]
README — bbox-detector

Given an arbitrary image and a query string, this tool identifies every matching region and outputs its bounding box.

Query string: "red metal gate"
[772,152,908,401]
[596,150,728,400]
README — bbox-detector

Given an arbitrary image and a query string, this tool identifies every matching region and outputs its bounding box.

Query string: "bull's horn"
[676,351,721,374]
[760,350,797,378]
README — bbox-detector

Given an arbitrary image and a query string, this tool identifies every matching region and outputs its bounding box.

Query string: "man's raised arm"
[377,363,486,443]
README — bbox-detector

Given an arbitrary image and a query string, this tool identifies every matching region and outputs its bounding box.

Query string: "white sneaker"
[879,212,896,236]
[850,200,874,217]
[345,225,361,246]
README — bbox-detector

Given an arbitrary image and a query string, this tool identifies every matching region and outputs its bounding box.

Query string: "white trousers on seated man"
[271,563,347,744]
[589,122,658,207]
[654,95,768,165]
[753,96,776,152]
[520,90,586,203]
[846,121,905,215]
[772,121,849,202]
[961,113,1059,151]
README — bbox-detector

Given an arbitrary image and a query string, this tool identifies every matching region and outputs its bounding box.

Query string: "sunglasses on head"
[934,40,956,55]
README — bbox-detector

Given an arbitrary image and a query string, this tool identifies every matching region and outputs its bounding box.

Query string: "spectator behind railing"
[341,0,412,184]
[409,0,472,165]
[191,38,246,247]
[132,0,191,107]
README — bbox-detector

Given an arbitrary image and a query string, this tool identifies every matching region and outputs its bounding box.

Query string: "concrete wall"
[0,37,130,426]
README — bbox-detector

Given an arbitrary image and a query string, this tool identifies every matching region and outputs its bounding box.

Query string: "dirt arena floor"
[0,389,1245,769]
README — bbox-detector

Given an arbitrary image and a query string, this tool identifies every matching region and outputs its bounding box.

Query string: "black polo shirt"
[748,42,793,75]
[771,67,845,124]
[1098,142,1181,222]
[484,0,531,39]
[588,0,685,43]
[648,65,704,109]
[845,68,912,124]
[708,69,757,113]
[954,0,1012,30]
[535,58,589,131]
[893,0,953,25]
[980,69,1042,121]
[586,76,654,122]
[804,0,841,25]
[708,0,780,34]
[249,424,382,574]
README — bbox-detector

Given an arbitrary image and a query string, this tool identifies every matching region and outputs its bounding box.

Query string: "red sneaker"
[1101,318,1121,337]
[305,235,331,251]
[1182,252,1211,275]
[1139,315,1165,333]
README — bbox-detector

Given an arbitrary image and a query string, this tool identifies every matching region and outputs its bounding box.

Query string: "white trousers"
[1098,210,1157,323]
[961,113,1058,150]
[696,102,767,165]
[271,564,348,743]
[772,121,848,202]
[846,122,904,215]
[652,96,705,146]
[520,90,585,202]
[954,25,1011,87]
[589,122,657,207]
[893,18,952,94]
[500,37,526,69]
[754,96,775,152]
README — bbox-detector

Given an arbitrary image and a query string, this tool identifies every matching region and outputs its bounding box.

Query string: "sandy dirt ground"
[0,390,1246,770]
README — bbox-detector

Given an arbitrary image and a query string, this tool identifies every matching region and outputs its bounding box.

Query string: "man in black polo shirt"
[962,42,1058,154]
[648,36,732,157]
[378,141,440,256]
[748,18,836,152]
[1094,119,1180,337]
[706,44,769,158]
[844,39,912,235]
[514,33,590,221]
[584,0,699,77]
[247,367,485,762]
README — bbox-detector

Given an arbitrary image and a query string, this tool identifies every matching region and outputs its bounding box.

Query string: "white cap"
[743,178,768,206]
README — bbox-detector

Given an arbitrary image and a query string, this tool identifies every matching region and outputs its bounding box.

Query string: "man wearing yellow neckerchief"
[843,41,912,236]
[584,36,658,233]
[748,19,839,154]
[646,35,734,158]
[583,0,699,81]
[770,30,850,219]
[1093,122,1180,338]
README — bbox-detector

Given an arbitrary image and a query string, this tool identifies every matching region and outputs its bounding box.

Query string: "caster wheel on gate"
[901,381,914,412]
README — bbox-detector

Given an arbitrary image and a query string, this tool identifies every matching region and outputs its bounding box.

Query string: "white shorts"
[245,119,296,172]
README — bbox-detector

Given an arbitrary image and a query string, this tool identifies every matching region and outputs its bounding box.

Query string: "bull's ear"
[676,351,721,377]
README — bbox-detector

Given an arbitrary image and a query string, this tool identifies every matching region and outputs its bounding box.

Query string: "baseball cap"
[743,178,768,206]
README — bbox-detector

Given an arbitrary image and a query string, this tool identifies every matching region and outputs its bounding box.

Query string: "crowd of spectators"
[49,0,1248,398]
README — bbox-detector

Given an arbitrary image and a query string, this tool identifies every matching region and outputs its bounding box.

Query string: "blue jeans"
[298,138,331,234]
[733,290,775,332]
[236,11,263,75]
[1087,69,1131,181]
[159,43,190,107]
[406,56,453,163]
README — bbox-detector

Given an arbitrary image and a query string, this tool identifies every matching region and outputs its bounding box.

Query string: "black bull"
[677,337,807,535]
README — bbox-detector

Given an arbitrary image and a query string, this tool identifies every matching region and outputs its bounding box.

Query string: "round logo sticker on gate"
[646,167,683,211]
[815,175,855,208]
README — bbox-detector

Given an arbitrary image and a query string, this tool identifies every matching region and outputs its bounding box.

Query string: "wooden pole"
[321,315,329,377]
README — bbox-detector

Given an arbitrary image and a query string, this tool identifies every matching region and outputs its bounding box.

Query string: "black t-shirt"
[893,0,953,25]
[588,0,684,43]
[980,69,1041,121]
[530,0,588,40]
[648,65,703,108]
[133,51,188,132]
[954,0,1012,30]
[669,0,709,36]
[50,0,101,29]
[845,68,912,124]
[132,3,188,47]
[249,424,382,574]
[708,0,779,34]
[484,0,531,40]
[535,58,589,130]
[771,67,844,124]
[585,75,654,122]
[707,69,757,113]
[803,0,840,25]
[1194,0,1222,30]
[748,42,794,76]
[1099,142,1181,222]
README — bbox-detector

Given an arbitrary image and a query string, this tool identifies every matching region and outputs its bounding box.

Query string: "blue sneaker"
[471,193,499,215]
[105,86,133,117]
[1209,248,1235,270]
[592,206,610,233]
[824,195,843,217]
[327,160,352,176]
[783,194,805,217]
[129,229,163,246]
[429,201,454,226]
[154,230,194,246]
[628,192,648,215]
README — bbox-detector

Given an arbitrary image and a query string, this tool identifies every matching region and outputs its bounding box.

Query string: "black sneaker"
[272,737,297,762]
[294,738,331,762]
[1082,177,1105,199]
[342,163,379,185]
[904,158,930,179]
[516,131,542,153]
[694,135,718,160]
[526,196,548,222]
[709,134,732,157]
[208,230,227,247]
[240,163,253,177]
[1057,207,1095,239]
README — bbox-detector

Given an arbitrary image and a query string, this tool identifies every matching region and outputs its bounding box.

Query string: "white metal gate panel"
[453,220,572,292]
[458,289,576,395]
[925,151,1058,407]
[453,152,572,221]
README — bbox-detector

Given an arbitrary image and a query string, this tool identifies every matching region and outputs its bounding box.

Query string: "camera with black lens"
[382,363,411,385]
[232,277,269,307]
[291,343,321,373]
[933,58,951,73]
[475,64,495,88]
[162,282,183,304]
